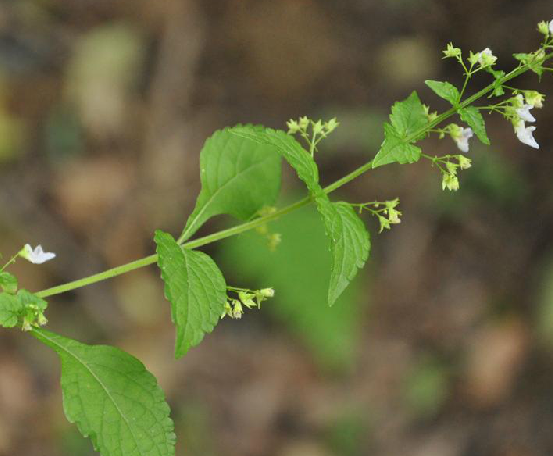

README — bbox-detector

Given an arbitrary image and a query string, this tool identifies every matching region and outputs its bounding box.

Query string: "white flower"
[517,105,536,123]
[515,121,539,149]
[453,127,473,153]
[514,94,536,123]
[477,48,497,67]
[21,244,56,264]
[549,19,553,35]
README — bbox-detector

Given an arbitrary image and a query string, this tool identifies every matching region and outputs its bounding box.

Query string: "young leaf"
[372,123,422,168]
[229,125,322,195]
[155,230,226,358]
[0,272,17,294]
[0,292,23,327]
[425,80,460,105]
[459,106,490,145]
[32,329,176,456]
[389,91,428,139]
[315,199,371,306]
[181,126,282,242]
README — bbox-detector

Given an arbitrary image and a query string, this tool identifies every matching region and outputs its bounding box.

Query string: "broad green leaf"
[181,126,282,242]
[425,80,460,105]
[459,106,490,145]
[315,198,370,306]
[32,329,176,456]
[0,292,23,327]
[229,125,321,195]
[389,91,428,139]
[372,123,422,168]
[155,230,226,358]
[0,272,17,294]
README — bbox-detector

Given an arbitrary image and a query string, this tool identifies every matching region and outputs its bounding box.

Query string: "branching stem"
[34,55,551,300]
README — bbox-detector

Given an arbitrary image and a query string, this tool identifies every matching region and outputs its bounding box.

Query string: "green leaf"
[315,199,370,306]
[230,126,370,306]
[389,91,428,139]
[0,272,17,294]
[0,292,23,327]
[155,230,226,358]
[373,123,422,168]
[32,329,176,456]
[459,106,490,145]
[218,202,367,371]
[181,126,282,242]
[229,125,321,195]
[425,80,460,105]
[513,53,544,76]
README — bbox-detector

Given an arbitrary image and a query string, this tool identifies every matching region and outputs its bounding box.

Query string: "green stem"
[34,54,551,300]
[1,252,20,272]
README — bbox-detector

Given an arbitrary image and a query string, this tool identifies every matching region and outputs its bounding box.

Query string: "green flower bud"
[258,288,275,299]
[458,155,472,170]
[299,116,309,130]
[442,173,459,191]
[325,118,339,133]
[538,20,550,36]
[443,42,461,58]
[287,119,300,134]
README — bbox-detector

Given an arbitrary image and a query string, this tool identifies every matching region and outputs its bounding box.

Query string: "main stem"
[34,57,547,300]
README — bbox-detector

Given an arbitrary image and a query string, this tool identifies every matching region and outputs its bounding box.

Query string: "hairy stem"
[34,56,550,300]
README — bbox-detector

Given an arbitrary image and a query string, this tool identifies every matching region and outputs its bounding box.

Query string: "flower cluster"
[287,116,339,156]
[354,199,402,233]
[21,302,48,331]
[425,154,471,192]
[510,93,542,149]
[222,287,275,320]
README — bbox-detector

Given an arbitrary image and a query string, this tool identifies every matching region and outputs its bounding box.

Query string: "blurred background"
[0,1,553,455]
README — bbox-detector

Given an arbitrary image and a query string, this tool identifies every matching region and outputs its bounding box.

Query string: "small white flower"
[517,105,536,123]
[549,19,553,35]
[477,48,497,67]
[514,94,536,123]
[453,127,473,153]
[21,244,56,264]
[515,121,539,149]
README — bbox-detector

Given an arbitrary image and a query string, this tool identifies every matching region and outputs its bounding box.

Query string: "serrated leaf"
[390,91,428,139]
[425,80,460,105]
[32,329,175,456]
[181,126,282,242]
[459,106,490,145]
[315,199,371,306]
[229,125,321,195]
[372,123,422,168]
[0,292,23,327]
[0,272,17,294]
[155,230,226,358]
